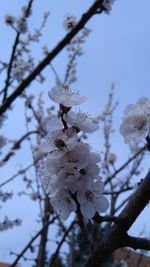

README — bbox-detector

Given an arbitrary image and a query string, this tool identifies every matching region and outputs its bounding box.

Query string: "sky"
[0,0,150,266]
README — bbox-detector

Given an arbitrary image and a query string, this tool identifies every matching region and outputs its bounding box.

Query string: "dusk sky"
[0,1,150,265]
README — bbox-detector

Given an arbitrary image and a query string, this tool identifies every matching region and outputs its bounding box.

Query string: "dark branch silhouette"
[82,169,150,267]
[0,0,105,116]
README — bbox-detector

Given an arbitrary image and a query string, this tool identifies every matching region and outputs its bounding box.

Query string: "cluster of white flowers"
[40,86,109,220]
[120,97,150,147]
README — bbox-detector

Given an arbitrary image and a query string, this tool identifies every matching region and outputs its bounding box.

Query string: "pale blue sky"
[0,1,150,265]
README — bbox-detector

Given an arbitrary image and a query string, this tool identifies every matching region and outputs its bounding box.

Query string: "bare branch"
[0,156,43,188]
[93,213,123,224]
[105,145,146,185]
[126,235,150,251]
[82,170,150,267]
[48,220,76,267]
[1,130,38,163]
[118,169,150,231]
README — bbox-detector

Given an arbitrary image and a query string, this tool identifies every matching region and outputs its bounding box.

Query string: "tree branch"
[36,196,50,267]
[0,0,105,116]
[1,130,38,163]
[82,169,150,267]
[105,145,146,185]
[2,0,34,102]
[93,213,123,224]
[0,156,43,188]
[125,235,150,251]
[48,220,75,267]
[118,169,150,231]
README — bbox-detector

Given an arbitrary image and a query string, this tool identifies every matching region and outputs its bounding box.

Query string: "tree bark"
[36,196,50,267]
[82,170,150,267]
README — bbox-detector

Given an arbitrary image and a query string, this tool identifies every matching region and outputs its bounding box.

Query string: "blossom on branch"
[40,85,109,221]
[40,128,78,154]
[77,180,109,219]
[63,110,99,133]
[120,97,150,146]
[48,86,87,107]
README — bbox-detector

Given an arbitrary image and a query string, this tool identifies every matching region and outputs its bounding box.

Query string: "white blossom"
[75,151,101,189]
[45,155,64,176]
[60,142,91,169]
[137,97,150,115]
[57,163,80,185]
[46,115,64,133]
[51,189,77,220]
[63,110,99,133]
[40,169,63,196]
[77,181,109,219]
[40,128,77,154]
[75,168,101,194]
[48,86,87,107]
[120,100,150,146]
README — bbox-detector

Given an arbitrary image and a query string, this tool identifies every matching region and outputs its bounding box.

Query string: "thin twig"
[105,145,146,185]
[10,216,58,267]
[48,220,76,267]
[2,0,34,102]
[0,156,43,188]
[1,130,38,163]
